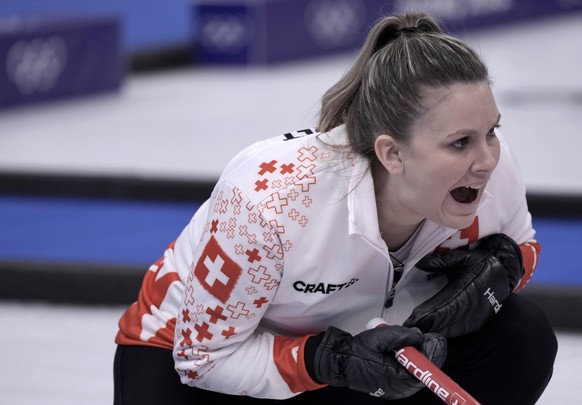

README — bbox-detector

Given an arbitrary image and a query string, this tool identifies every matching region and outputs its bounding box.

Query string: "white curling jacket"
[116,125,540,399]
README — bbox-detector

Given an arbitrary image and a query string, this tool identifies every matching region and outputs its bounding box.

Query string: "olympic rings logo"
[304,0,365,49]
[6,35,68,95]
[198,0,365,55]
[199,13,254,54]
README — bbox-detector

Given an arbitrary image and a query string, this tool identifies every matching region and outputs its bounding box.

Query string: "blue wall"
[0,195,579,286]
[3,0,579,61]
[0,0,195,52]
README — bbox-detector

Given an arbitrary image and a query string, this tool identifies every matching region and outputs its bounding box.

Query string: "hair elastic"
[396,26,421,35]
[374,25,427,53]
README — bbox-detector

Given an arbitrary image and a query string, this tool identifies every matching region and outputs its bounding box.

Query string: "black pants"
[114,294,557,405]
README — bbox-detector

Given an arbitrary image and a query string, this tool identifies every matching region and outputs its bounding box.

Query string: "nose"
[471,141,499,174]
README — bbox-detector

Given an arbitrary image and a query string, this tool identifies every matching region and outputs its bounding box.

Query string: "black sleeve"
[303,332,325,383]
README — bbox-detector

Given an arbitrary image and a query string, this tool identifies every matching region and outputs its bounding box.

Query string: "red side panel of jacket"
[273,335,326,393]
[115,242,180,349]
[515,241,541,292]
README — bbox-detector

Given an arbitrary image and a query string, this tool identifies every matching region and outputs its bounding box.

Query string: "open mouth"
[450,186,479,204]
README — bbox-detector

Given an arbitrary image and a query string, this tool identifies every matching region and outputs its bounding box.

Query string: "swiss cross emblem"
[436,216,479,252]
[194,235,243,303]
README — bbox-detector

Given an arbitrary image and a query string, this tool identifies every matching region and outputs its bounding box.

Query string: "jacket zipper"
[384,254,404,308]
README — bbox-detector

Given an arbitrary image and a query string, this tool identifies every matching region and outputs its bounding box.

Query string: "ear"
[375,134,404,174]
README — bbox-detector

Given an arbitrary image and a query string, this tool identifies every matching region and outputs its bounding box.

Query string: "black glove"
[404,233,523,338]
[305,325,447,400]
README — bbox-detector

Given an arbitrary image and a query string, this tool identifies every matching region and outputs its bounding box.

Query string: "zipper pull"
[385,254,404,308]
[385,287,396,308]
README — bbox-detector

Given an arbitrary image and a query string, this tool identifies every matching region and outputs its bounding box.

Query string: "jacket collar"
[347,157,386,250]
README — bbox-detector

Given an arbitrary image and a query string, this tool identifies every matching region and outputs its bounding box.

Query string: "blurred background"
[0,1,581,404]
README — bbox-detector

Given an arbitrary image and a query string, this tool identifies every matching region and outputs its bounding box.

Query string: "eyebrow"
[446,114,502,138]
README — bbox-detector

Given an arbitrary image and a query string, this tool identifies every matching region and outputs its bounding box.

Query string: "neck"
[380,220,424,251]
[374,172,424,251]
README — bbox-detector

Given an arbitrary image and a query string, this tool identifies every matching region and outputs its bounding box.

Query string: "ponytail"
[317,11,488,163]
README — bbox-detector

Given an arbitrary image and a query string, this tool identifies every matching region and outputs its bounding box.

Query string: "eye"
[488,124,501,138]
[451,137,470,151]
